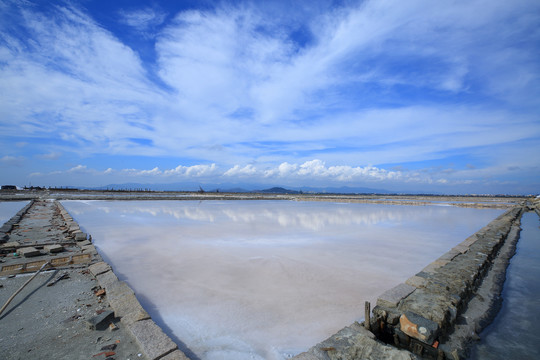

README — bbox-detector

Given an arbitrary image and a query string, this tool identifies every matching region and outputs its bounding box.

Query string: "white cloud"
[36,151,62,160]
[0,155,25,166]
[67,165,88,173]
[119,7,167,31]
[163,164,218,177]
[224,164,258,177]
[30,160,411,185]
[269,160,403,182]
[139,167,162,176]
[0,3,163,156]
[264,162,298,178]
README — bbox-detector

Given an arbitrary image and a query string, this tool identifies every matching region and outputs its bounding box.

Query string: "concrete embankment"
[0,200,188,360]
[294,205,527,360]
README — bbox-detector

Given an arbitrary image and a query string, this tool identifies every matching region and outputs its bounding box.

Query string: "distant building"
[1,185,17,190]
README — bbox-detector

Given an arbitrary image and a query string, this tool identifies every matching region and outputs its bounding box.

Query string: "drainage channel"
[468,210,540,359]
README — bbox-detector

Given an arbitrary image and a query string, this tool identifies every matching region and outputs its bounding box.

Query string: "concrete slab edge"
[91,262,189,360]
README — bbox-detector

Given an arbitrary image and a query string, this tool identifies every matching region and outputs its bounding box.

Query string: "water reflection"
[62,200,503,360]
[0,201,28,225]
[68,200,487,232]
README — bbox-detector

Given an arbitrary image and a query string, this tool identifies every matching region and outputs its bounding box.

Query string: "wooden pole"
[0,262,50,317]
[364,301,371,331]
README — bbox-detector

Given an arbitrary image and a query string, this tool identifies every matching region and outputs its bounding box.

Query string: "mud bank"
[0,200,188,360]
[294,204,528,360]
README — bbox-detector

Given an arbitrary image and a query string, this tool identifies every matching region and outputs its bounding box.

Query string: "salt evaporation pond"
[0,201,28,224]
[62,200,504,360]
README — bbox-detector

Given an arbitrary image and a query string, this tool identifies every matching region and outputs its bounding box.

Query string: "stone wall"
[294,205,527,360]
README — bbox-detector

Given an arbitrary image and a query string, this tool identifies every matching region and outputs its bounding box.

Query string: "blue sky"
[1,0,539,194]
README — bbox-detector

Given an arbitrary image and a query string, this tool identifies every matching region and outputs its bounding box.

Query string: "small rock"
[101,343,117,351]
[17,247,40,257]
[78,240,91,247]
[86,310,114,330]
[44,244,63,253]
[399,311,439,345]
[74,232,87,241]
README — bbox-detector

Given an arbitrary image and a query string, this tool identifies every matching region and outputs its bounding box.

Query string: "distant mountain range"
[87,182,415,194]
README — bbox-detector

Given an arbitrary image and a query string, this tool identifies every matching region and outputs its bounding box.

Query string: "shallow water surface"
[62,200,503,360]
[469,211,540,359]
[0,201,28,224]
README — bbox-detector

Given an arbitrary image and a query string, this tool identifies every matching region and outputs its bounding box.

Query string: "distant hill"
[257,187,302,194]
[297,186,395,194]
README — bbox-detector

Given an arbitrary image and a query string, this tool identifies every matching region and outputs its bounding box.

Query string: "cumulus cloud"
[163,164,218,177]
[67,165,88,173]
[224,165,258,177]
[264,160,402,182]
[264,162,298,178]
[139,167,162,176]
[28,160,418,185]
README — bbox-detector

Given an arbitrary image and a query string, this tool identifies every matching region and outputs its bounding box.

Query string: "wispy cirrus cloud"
[36,151,62,160]
[119,7,167,32]
[0,155,25,166]
[1,0,539,193]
